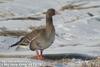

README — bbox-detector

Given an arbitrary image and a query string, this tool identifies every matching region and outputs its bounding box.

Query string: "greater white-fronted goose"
[9,8,56,60]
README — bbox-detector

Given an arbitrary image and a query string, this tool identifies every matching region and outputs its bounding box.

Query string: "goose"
[9,8,56,60]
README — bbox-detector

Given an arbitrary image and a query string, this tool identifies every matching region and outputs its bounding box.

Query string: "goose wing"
[9,28,45,48]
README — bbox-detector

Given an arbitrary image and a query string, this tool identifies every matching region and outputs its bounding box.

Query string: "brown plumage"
[9,8,56,60]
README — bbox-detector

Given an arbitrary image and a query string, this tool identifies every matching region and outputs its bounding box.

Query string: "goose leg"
[39,49,44,60]
[35,50,44,60]
[36,50,40,59]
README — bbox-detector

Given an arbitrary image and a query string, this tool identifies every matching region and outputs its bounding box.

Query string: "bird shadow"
[43,53,96,60]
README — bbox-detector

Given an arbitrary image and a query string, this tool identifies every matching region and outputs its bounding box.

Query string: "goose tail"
[8,38,24,49]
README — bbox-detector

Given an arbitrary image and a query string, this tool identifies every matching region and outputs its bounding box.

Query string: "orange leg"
[39,50,44,60]
[35,50,44,60]
[36,50,40,59]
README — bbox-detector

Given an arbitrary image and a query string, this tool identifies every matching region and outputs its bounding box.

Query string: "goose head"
[46,8,55,17]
